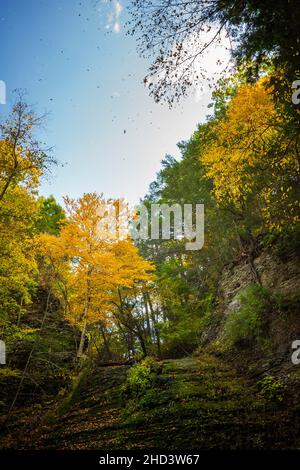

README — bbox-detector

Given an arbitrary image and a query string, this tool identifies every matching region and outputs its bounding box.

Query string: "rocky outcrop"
[218,251,300,308]
[201,249,300,349]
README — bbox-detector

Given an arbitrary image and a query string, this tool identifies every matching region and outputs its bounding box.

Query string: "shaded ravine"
[1,354,300,450]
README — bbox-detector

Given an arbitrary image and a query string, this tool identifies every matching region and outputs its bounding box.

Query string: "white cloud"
[115,1,123,17]
[145,26,231,104]
[105,0,123,34]
[113,21,121,33]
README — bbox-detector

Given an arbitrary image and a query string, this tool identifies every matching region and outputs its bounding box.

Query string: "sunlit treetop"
[129,0,300,106]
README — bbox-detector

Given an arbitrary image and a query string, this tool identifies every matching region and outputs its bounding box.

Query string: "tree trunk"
[143,293,152,338]
[100,323,112,360]
[77,319,87,357]
[77,271,91,357]
[138,333,147,357]
[146,292,161,359]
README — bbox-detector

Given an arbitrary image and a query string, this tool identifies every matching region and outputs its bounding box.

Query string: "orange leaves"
[37,232,66,261]
[38,193,154,329]
[111,240,155,288]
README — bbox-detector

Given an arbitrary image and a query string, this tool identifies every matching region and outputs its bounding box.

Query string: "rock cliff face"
[201,249,300,356]
[219,251,300,306]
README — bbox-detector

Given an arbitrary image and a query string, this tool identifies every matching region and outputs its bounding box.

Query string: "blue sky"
[0,0,230,205]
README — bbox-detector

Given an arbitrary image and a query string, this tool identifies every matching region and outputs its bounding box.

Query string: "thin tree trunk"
[17,297,24,326]
[146,292,161,359]
[0,121,21,204]
[100,323,112,360]
[138,333,147,357]
[77,319,88,357]
[77,271,91,357]
[0,169,17,203]
[143,293,152,338]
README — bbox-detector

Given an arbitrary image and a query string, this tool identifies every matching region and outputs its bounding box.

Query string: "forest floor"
[1,353,300,450]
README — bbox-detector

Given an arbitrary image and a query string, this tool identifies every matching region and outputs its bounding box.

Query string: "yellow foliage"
[0,186,38,314]
[0,140,42,196]
[202,79,300,230]
[38,193,154,331]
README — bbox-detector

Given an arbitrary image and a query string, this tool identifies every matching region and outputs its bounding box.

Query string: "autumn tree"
[0,93,54,203]
[202,79,300,234]
[0,187,38,328]
[39,193,154,358]
[0,96,54,329]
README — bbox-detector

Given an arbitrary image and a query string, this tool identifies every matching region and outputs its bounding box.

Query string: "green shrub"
[224,284,270,349]
[0,368,21,378]
[159,317,201,358]
[258,375,286,402]
[262,226,300,260]
[122,357,161,399]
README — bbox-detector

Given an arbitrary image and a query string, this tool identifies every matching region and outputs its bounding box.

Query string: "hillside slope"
[2,353,300,450]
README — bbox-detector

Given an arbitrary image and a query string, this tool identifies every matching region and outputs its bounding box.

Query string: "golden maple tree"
[38,193,154,357]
